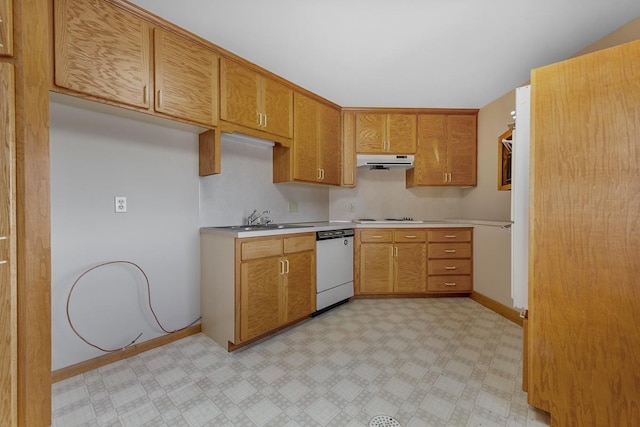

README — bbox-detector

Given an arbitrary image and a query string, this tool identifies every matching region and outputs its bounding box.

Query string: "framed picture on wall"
[498,129,512,190]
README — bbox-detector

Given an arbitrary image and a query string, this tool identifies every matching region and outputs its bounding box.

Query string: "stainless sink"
[214,223,313,231]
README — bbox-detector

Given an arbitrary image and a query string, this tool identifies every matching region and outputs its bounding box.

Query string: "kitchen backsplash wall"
[329,169,464,220]
[199,138,330,226]
[50,101,201,370]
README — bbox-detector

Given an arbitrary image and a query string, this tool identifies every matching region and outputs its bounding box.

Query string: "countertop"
[200,220,473,238]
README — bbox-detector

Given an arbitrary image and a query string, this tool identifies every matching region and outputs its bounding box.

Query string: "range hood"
[356,154,414,169]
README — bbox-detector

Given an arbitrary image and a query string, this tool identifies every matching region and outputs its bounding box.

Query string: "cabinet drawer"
[428,243,471,258]
[284,234,315,254]
[428,259,471,275]
[427,275,471,292]
[428,229,471,242]
[359,230,393,243]
[241,238,282,261]
[393,230,426,242]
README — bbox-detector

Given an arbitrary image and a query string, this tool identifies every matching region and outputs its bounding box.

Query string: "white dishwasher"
[314,228,354,315]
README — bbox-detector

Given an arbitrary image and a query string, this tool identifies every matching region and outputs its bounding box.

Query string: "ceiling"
[129,0,640,109]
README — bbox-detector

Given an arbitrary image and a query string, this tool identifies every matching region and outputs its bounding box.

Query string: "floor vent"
[369,415,402,427]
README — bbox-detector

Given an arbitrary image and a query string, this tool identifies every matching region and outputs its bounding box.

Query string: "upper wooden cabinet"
[406,113,477,187]
[341,112,357,187]
[220,58,293,139]
[153,29,218,127]
[0,0,13,56]
[355,113,416,154]
[54,0,151,109]
[292,93,341,185]
[54,0,219,127]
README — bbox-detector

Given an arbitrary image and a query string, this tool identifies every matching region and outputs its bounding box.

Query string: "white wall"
[461,90,514,221]
[50,102,201,370]
[329,169,464,220]
[199,138,330,226]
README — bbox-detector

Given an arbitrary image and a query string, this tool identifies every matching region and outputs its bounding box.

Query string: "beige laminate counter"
[200,221,473,238]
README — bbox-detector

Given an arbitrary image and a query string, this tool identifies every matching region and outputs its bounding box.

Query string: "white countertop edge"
[200,220,474,238]
[445,218,513,227]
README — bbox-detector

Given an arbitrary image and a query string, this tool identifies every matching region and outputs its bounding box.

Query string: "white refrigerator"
[511,85,530,311]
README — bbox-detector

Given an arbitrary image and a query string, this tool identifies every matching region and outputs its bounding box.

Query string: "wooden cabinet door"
[355,113,386,153]
[0,0,12,56]
[283,251,315,323]
[319,103,341,185]
[394,243,426,293]
[240,257,282,342]
[528,40,640,424]
[413,114,447,185]
[262,77,293,138]
[54,0,151,108]
[341,112,356,187]
[153,29,218,127]
[446,115,476,186]
[293,93,320,182]
[0,61,16,427]
[387,114,416,153]
[359,243,393,293]
[220,58,260,130]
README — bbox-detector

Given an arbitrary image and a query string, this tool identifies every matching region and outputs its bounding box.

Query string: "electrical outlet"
[288,201,298,212]
[115,196,127,213]
[347,202,355,212]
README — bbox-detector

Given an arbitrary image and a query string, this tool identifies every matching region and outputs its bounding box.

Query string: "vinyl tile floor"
[52,298,551,427]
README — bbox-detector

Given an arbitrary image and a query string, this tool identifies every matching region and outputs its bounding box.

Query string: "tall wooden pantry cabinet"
[1,0,52,425]
[527,40,640,426]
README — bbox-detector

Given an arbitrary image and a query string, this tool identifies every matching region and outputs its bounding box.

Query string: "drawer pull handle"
[444,282,456,287]
[445,249,456,253]
[0,260,7,265]
[445,266,457,270]
[0,236,7,240]
[279,259,285,275]
[370,235,383,239]
[284,259,290,274]
[445,235,457,238]
[404,235,417,239]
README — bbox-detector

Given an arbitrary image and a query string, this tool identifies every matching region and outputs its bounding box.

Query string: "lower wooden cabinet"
[201,231,315,350]
[356,229,427,295]
[426,229,473,294]
[355,227,472,296]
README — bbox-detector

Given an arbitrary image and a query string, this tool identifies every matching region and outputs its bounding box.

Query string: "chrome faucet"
[247,209,271,225]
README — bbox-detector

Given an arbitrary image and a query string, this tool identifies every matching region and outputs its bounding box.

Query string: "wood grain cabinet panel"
[54,0,151,108]
[292,92,341,185]
[153,28,218,126]
[283,251,315,323]
[426,228,473,294]
[220,58,293,138]
[359,242,394,294]
[407,114,477,187]
[528,40,640,425]
[341,112,357,187]
[355,113,417,154]
[0,61,16,427]
[0,0,13,56]
[240,257,282,341]
[356,229,428,295]
[394,243,427,293]
[237,233,314,344]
